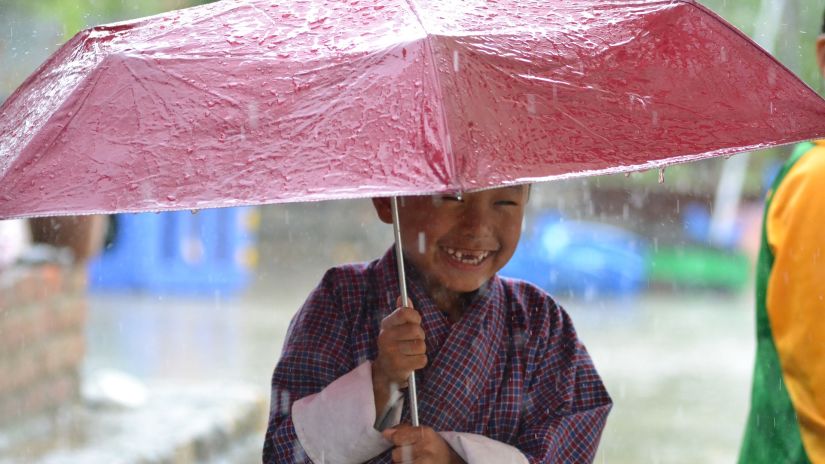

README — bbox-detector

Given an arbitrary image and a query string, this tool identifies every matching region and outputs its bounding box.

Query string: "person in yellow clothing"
[738,12,825,463]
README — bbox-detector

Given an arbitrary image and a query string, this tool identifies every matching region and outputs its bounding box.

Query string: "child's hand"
[382,425,466,464]
[374,299,427,388]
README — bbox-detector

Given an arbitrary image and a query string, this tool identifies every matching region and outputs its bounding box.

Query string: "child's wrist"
[371,361,390,390]
[371,361,392,410]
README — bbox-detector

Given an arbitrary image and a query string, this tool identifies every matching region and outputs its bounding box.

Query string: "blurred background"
[0,0,822,462]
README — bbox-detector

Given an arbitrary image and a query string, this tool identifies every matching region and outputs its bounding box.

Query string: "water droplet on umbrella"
[658,167,665,184]
[526,94,536,114]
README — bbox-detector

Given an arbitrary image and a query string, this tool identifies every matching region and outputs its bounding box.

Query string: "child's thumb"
[382,428,396,441]
[395,296,415,309]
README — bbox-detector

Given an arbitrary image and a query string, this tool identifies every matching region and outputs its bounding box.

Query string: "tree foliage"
[6,0,215,40]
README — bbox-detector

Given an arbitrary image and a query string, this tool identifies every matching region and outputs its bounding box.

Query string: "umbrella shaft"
[390,196,420,427]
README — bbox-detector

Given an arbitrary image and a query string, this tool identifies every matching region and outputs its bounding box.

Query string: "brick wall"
[0,264,87,427]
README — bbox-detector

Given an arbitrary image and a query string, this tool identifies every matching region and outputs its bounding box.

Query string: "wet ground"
[2,194,758,463]
[78,266,755,464]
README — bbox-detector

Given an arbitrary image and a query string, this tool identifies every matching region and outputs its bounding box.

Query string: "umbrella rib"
[8,57,108,184]
[402,0,459,191]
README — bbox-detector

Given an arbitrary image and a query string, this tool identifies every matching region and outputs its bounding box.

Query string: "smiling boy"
[263,185,611,463]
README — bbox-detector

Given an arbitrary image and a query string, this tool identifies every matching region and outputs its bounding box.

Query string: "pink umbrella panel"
[1,0,824,219]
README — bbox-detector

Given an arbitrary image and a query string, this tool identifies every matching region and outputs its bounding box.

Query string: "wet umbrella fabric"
[1,0,825,219]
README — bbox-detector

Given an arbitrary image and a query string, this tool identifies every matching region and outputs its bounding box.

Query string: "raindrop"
[526,94,536,114]
[658,167,665,184]
[418,231,426,254]
[401,444,413,463]
[767,67,777,87]
[280,390,290,415]
[292,439,307,461]
[453,50,460,73]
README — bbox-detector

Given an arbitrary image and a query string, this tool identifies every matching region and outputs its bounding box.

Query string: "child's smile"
[373,185,528,313]
[441,246,494,267]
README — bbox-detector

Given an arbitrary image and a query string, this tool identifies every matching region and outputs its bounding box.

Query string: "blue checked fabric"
[263,247,611,463]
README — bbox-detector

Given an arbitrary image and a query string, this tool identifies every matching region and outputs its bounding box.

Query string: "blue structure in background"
[500,213,648,298]
[88,207,258,295]
[681,201,743,249]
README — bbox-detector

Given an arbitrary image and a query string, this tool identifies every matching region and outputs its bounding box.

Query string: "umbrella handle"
[391,196,420,427]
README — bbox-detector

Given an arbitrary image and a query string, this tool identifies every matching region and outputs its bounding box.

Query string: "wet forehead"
[473,185,528,196]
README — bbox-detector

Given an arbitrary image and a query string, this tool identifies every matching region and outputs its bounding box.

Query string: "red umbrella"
[2,0,825,424]
[1,0,824,220]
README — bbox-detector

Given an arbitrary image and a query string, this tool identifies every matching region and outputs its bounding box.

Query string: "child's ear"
[371,197,394,224]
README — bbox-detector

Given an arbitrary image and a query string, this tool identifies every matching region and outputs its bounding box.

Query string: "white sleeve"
[439,431,530,464]
[292,361,402,464]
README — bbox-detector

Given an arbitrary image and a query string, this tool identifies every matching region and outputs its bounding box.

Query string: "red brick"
[0,392,23,426]
[40,265,64,295]
[64,269,88,295]
[50,371,80,405]
[0,308,26,353]
[16,268,49,303]
[6,351,43,392]
[0,264,86,429]
[0,290,10,314]
[1,305,53,354]
[21,380,48,417]
[25,373,79,417]
[42,333,83,375]
[51,297,88,332]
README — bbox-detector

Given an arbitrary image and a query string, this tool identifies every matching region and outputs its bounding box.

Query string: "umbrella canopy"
[1,0,824,219]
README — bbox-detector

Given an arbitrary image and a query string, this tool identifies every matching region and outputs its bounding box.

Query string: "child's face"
[376,185,528,295]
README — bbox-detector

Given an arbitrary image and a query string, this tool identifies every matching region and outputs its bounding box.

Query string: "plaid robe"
[264,248,611,463]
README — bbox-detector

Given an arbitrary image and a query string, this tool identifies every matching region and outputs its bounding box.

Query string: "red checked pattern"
[264,247,612,463]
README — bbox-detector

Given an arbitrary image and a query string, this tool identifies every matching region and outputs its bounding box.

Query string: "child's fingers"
[395,296,415,310]
[387,322,425,342]
[382,306,422,328]
[391,443,417,463]
[385,424,423,446]
[397,339,426,355]
[406,353,428,371]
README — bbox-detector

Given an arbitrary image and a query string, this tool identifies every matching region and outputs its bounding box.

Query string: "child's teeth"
[444,247,490,264]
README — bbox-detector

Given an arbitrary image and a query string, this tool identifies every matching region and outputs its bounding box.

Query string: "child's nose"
[457,206,489,234]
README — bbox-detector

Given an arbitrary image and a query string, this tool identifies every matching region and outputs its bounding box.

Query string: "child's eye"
[495,200,519,206]
[442,195,463,202]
